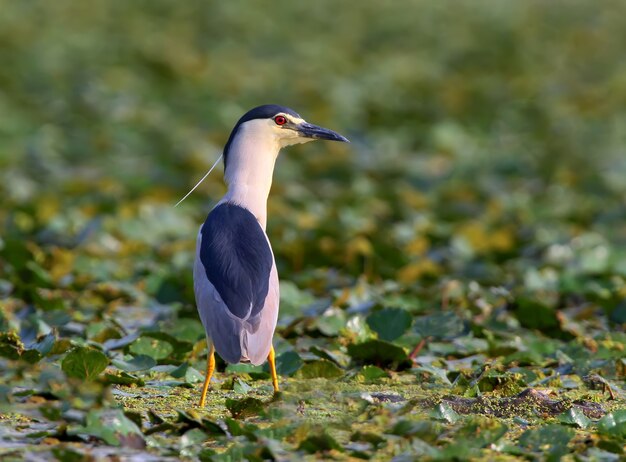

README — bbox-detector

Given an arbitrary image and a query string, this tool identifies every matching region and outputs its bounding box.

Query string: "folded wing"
[193,202,278,365]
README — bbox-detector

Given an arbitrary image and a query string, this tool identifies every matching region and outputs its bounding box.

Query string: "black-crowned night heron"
[192,105,348,406]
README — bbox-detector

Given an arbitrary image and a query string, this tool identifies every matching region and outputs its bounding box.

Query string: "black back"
[223,104,301,169]
[199,203,273,320]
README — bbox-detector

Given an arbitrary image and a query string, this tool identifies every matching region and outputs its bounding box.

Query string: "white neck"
[220,120,281,229]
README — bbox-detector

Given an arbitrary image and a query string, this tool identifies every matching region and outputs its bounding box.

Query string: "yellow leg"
[268,345,279,393]
[199,343,215,407]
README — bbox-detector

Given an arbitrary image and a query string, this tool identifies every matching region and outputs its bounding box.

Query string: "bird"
[192,104,348,407]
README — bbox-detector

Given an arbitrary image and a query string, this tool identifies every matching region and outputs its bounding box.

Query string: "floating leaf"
[141,332,193,361]
[233,378,252,394]
[309,346,350,367]
[414,364,452,385]
[454,417,508,447]
[51,447,86,462]
[62,347,109,381]
[166,318,205,343]
[518,425,573,459]
[314,307,347,336]
[112,354,156,372]
[295,360,343,379]
[597,410,626,439]
[0,331,23,360]
[558,407,591,429]
[390,420,440,441]
[69,409,144,447]
[225,397,265,419]
[432,402,460,423]
[129,337,173,360]
[297,430,344,454]
[413,312,466,340]
[20,349,43,364]
[347,339,411,369]
[176,411,226,436]
[515,297,560,331]
[275,351,303,376]
[358,365,389,382]
[104,371,145,386]
[366,308,412,341]
[27,332,56,356]
[181,428,208,448]
[103,333,140,352]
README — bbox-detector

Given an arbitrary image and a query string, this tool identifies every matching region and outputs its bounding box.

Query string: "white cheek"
[280,135,314,147]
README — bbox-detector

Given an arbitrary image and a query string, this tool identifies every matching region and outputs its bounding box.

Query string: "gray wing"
[193,243,242,363]
[241,261,279,365]
[193,203,279,365]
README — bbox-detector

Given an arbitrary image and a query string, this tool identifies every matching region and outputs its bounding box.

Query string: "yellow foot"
[268,345,279,393]
[198,344,215,407]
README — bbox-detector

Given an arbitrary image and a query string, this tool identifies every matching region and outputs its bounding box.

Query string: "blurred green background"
[1,1,626,458]
[2,0,626,314]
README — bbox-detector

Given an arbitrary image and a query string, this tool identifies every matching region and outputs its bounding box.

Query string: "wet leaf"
[62,347,109,381]
[347,339,411,369]
[233,378,252,394]
[166,318,205,343]
[389,420,440,441]
[275,351,303,376]
[515,297,560,331]
[104,371,145,386]
[295,360,343,379]
[314,307,347,337]
[297,430,344,454]
[51,446,87,462]
[69,409,144,447]
[103,333,140,352]
[181,428,208,447]
[225,397,265,419]
[129,336,174,360]
[366,307,412,341]
[112,355,156,372]
[558,407,591,429]
[432,402,460,423]
[142,332,193,361]
[27,332,56,356]
[597,410,626,439]
[0,331,23,360]
[358,365,389,382]
[518,425,574,459]
[413,312,466,340]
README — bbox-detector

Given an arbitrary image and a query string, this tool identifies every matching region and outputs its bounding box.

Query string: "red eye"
[274,115,287,126]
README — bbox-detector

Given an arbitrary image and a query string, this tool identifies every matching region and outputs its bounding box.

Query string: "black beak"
[297,122,349,143]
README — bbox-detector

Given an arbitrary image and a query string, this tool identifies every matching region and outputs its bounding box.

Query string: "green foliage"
[558,407,592,429]
[295,360,343,379]
[358,365,389,382]
[225,397,266,419]
[413,312,466,340]
[275,351,303,376]
[597,410,626,439]
[112,354,156,372]
[347,339,411,369]
[1,0,626,460]
[366,307,412,341]
[517,425,574,461]
[297,430,344,454]
[129,337,173,360]
[61,347,109,381]
[69,409,144,447]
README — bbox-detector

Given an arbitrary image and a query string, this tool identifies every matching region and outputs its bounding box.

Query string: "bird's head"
[223,104,349,168]
[175,104,348,207]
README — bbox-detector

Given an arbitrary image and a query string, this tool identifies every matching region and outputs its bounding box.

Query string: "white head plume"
[174,154,223,207]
